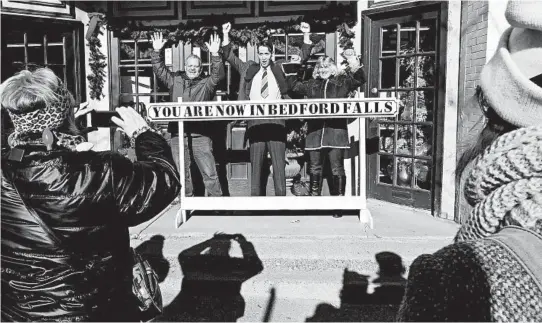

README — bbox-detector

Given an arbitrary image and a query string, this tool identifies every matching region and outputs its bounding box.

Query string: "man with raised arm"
[150,32,225,198]
[221,22,313,196]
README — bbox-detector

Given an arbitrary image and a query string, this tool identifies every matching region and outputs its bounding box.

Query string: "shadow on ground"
[158,233,264,322]
[305,252,407,322]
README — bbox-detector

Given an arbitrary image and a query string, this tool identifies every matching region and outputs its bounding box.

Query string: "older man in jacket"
[221,22,313,196]
[151,32,225,197]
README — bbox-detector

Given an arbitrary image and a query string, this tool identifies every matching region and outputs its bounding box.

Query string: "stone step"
[157,282,402,322]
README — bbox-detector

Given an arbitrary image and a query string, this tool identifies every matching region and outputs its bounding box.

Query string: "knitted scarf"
[455,126,542,242]
[5,86,85,151]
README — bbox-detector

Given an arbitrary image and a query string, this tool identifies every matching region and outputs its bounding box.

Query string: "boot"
[333,175,347,196]
[332,175,347,218]
[309,174,322,196]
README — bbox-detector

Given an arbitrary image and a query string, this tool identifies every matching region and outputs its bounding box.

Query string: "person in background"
[221,21,313,196]
[0,68,181,321]
[397,1,542,321]
[287,49,366,216]
[151,32,225,198]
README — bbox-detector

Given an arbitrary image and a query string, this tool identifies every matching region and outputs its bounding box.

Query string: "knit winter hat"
[455,126,542,242]
[480,0,542,127]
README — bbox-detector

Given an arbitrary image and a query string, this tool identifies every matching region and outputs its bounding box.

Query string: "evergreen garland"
[88,2,357,101]
[87,20,107,100]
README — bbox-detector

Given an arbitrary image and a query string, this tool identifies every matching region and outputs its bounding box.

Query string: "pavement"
[129,199,459,322]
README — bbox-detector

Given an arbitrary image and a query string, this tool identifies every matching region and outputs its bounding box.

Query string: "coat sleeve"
[150,50,175,89]
[342,66,367,92]
[300,42,314,64]
[222,43,250,76]
[204,54,225,91]
[287,76,311,97]
[109,130,181,227]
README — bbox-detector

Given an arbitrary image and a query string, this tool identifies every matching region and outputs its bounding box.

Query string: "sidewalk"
[130,199,459,239]
[130,199,458,322]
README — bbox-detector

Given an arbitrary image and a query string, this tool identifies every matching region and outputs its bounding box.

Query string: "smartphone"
[281,62,302,75]
[78,110,121,128]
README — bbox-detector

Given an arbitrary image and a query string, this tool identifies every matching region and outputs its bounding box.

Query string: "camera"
[77,110,120,128]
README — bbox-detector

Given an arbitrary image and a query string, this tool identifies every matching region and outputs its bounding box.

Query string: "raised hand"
[300,22,310,34]
[343,49,361,69]
[222,22,231,46]
[222,22,232,34]
[151,32,167,51]
[205,33,221,56]
[301,22,311,45]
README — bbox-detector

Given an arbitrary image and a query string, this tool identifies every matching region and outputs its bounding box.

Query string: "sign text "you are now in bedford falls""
[146,98,398,121]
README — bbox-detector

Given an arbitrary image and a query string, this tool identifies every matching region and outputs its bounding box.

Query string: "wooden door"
[366,6,443,210]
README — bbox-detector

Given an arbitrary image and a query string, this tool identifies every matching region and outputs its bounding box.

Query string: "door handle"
[371,88,378,94]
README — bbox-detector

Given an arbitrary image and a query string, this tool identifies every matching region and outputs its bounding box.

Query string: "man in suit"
[221,22,313,196]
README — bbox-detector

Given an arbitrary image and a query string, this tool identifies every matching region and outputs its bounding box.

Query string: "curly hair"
[312,56,339,79]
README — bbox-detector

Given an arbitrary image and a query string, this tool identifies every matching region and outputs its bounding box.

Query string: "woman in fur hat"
[0,68,181,321]
[397,1,542,321]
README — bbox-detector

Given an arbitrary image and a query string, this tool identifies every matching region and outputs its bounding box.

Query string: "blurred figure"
[398,2,542,321]
[151,32,225,197]
[1,68,181,321]
[288,49,366,216]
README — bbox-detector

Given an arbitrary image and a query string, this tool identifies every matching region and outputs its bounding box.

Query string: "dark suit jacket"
[221,42,312,129]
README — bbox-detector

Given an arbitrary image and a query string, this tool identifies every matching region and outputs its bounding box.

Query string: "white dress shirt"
[249,66,281,101]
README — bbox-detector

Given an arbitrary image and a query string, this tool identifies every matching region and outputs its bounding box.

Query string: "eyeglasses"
[186,65,201,69]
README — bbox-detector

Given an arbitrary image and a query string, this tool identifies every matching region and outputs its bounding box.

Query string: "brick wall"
[455,1,489,223]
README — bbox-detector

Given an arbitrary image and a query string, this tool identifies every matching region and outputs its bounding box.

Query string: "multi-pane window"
[1,17,82,149]
[1,17,82,100]
[270,32,326,80]
[118,39,171,114]
[377,19,436,191]
[197,47,231,97]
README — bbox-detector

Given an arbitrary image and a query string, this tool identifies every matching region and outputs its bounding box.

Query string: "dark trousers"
[248,125,286,196]
[308,148,346,176]
[170,134,222,197]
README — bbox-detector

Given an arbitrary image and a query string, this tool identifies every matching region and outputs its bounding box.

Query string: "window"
[270,32,327,79]
[195,46,232,97]
[1,16,83,101]
[1,16,83,150]
[118,39,171,114]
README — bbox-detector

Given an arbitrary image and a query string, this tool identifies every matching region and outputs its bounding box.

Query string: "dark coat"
[222,42,312,129]
[397,229,542,322]
[151,50,225,137]
[288,67,366,150]
[1,131,181,322]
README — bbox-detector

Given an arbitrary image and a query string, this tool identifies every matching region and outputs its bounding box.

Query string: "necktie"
[261,69,268,98]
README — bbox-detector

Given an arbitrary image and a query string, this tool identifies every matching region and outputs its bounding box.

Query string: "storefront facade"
[0,0,511,223]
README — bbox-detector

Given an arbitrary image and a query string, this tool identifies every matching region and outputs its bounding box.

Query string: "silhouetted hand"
[151,32,167,51]
[233,234,246,242]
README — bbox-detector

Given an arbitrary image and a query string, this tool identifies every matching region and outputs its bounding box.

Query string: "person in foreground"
[1,68,181,321]
[397,1,542,321]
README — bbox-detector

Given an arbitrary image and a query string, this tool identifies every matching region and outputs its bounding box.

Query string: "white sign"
[146,98,398,121]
